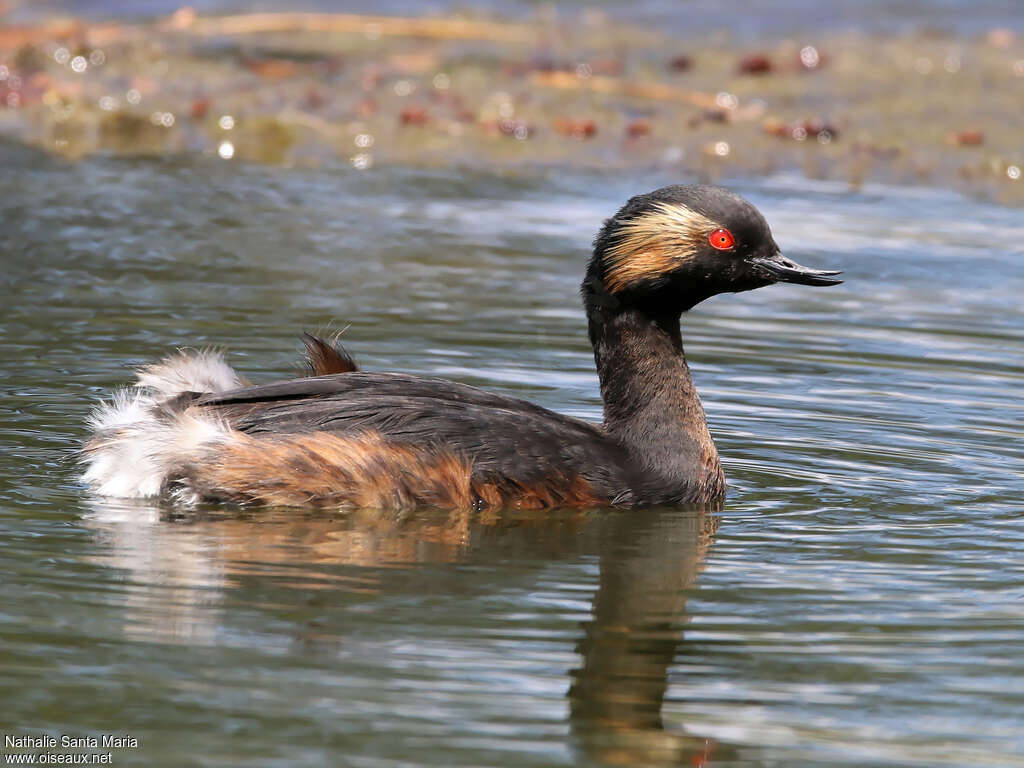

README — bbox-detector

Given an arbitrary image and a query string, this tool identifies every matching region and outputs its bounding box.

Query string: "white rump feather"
[82,349,244,499]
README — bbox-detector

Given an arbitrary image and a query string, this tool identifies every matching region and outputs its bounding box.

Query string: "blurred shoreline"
[1,5,1023,204]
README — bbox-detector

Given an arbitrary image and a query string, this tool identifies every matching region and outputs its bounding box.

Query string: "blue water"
[13,0,1024,37]
[1,150,1023,766]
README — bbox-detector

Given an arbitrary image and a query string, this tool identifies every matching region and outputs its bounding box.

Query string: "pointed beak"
[751,251,843,286]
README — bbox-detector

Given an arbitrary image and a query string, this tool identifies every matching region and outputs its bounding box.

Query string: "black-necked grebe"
[83,185,841,509]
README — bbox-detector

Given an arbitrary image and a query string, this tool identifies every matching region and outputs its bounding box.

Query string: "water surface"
[2,146,1023,766]
[15,0,1024,37]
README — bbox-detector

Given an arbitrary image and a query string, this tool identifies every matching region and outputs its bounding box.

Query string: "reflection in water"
[6,153,1020,766]
[570,509,717,766]
[83,499,717,766]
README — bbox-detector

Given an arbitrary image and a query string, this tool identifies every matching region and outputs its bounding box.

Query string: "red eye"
[708,228,735,250]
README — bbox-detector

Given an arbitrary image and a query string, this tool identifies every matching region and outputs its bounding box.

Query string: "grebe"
[83,185,841,510]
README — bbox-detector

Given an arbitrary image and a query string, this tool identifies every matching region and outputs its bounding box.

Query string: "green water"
[2,143,1023,766]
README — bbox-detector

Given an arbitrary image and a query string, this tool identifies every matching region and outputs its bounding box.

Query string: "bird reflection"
[82,499,718,766]
[569,508,718,766]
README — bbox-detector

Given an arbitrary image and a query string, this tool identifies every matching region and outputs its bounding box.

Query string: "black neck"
[583,278,724,504]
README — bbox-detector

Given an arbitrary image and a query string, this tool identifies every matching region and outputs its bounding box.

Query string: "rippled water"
[2,142,1023,766]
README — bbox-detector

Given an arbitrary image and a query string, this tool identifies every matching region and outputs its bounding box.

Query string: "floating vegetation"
[0,9,1022,202]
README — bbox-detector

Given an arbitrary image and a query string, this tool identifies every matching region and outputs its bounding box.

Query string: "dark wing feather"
[301,333,359,375]
[196,373,637,502]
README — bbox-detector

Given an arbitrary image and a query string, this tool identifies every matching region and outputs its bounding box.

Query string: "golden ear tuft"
[603,203,719,294]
